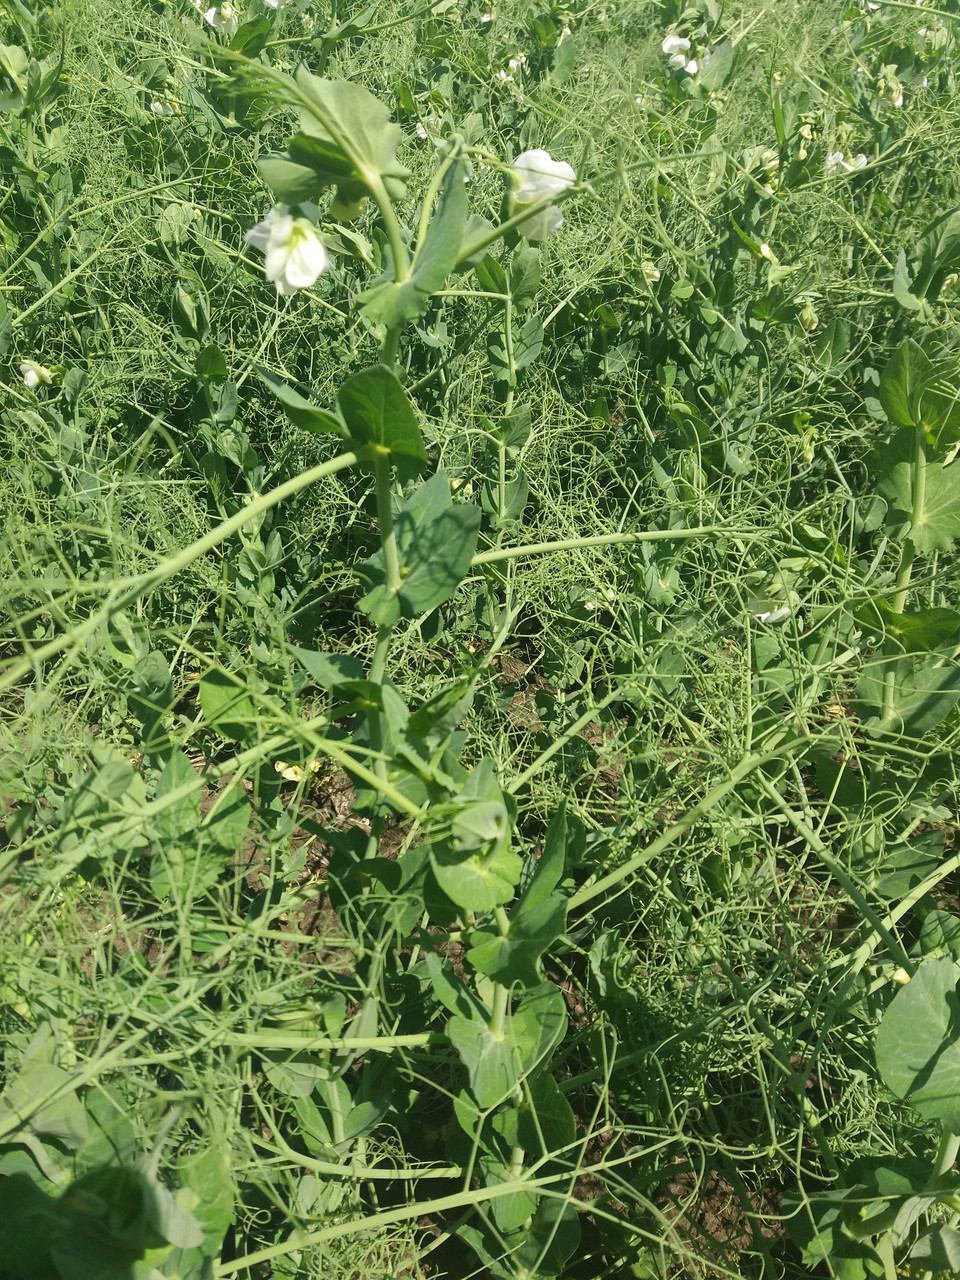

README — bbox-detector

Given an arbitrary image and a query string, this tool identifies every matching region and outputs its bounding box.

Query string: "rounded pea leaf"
[337,364,426,478]
[358,472,481,624]
[875,957,960,1131]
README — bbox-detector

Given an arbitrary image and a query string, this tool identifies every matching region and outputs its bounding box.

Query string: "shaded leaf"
[199,667,259,743]
[875,957,960,1130]
[357,157,467,326]
[256,367,345,438]
[358,471,481,624]
[337,364,426,478]
[879,340,933,428]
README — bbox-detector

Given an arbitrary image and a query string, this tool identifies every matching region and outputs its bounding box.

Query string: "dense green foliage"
[4,1,960,1277]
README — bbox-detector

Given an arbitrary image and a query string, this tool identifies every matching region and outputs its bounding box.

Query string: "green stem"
[471,524,750,567]
[883,426,925,721]
[489,983,510,1038]
[323,1080,347,1147]
[0,450,363,695]
[755,775,912,971]
[381,325,401,368]
[568,740,799,911]
[368,171,411,284]
[374,449,402,597]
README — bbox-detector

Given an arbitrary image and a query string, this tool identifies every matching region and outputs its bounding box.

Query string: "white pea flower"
[826,150,869,176]
[264,0,294,7]
[480,13,493,23]
[149,98,176,116]
[752,603,793,625]
[662,33,699,74]
[662,34,691,67]
[245,206,328,295]
[496,69,514,82]
[415,122,428,139]
[642,259,660,282]
[509,149,576,240]
[20,360,53,389]
[201,2,239,35]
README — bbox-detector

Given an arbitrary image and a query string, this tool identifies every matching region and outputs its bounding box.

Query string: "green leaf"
[875,602,960,652]
[875,957,960,1129]
[909,1226,960,1271]
[512,984,568,1072]
[0,1061,87,1149]
[432,847,522,912]
[153,749,201,844]
[854,654,960,737]
[229,15,271,56]
[879,340,934,428]
[509,247,541,309]
[698,39,735,90]
[291,70,410,199]
[289,646,364,691]
[430,760,521,912]
[257,154,325,206]
[521,801,568,910]
[357,156,467,327]
[814,318,849,367]
[480,1153,540,1233]
[920,377,960,450]
[199,667,259,743]
[0,1174,60,1280]
[337,364,426,478]
[195,343,227,380]
[517,1071,576,1157]
[879,429,960,552]
[180,1147,234,1257]
[256,367,346,438]
[76,1086,137,1175]
[467,896,566,987]
[447,1010,530,1108]
[151,757,244,901]
[142,1170,205,1250]
[513,312,544,372]
[783,1185,885,1279]
[512,1195,581,1278]
[892,250,921,311]
[200,781,250,854]
[128,650,175,745]
[914,209,960,301]
[474,253,507,295]
[357,471,481,625]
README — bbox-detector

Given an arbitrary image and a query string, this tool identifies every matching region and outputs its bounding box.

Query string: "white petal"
[661,35,690,56]
[516,204,563,240]
[245,207,280,251]
[284,233,327,288]
[511,149,576,202]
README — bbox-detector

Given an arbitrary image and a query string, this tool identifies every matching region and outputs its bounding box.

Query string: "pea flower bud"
[509,149,576,240]
[20,360,53,389]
